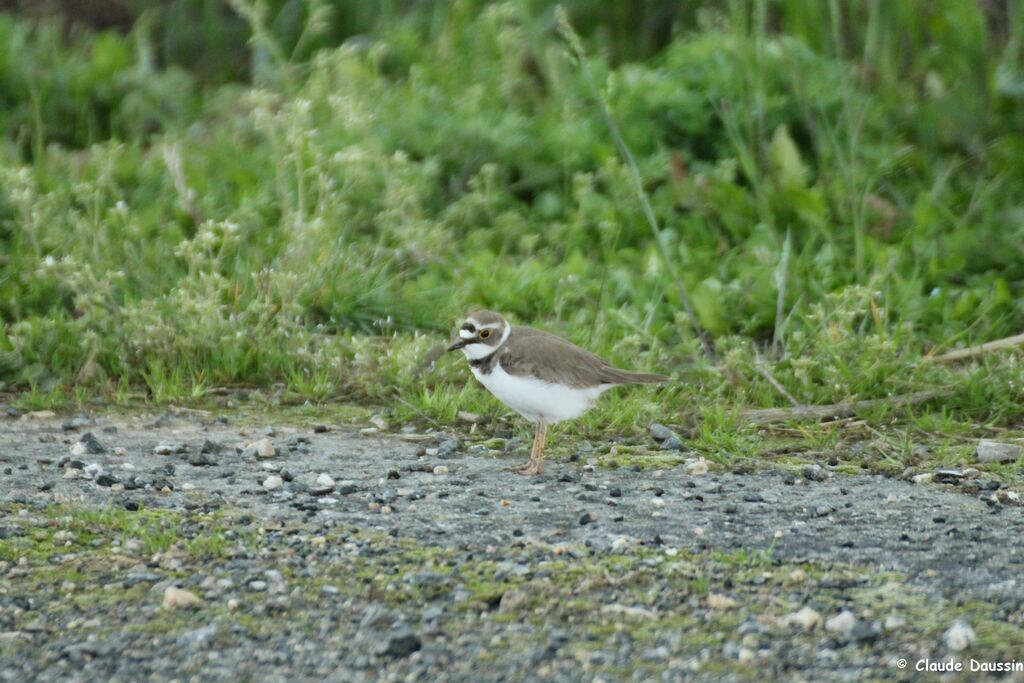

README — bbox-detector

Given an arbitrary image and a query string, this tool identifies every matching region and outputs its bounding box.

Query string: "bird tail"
[599,367,670,385]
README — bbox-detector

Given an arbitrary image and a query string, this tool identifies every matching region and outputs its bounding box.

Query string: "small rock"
[825,611,856,638]
[248,580,267,592]
[850,621,881,643]
[976,440,1021,464]
[786,569,807,585]
[961,467,981,479]
[498,586,534,612]
[310,473,335,495]
[162,586,203,610]
[944,619,975,651]
[53,530,75,544]
[370,415,389,431]
[458,410,483,424]
[76,432,105,454]
[248,438,276,459]
[782,606,821,631]
[25,410,57,420]
[934,469,964,484]
[884,615,906,631]
[706,593,738,610]
[313,424,329,433]
[95,474,119,487]
[649,423,674,441]
[112,447,126,456]
[262,475,284,491]
[177,623,218,648]
[600,604,657,620]
[802,464,828,482]
[610,537,630,554]
[376,629,422,658]
[912,473,934,484]
[684,459,708,476]
[432,465,449,476]
[199,439,223,454]
[578,511,597,525]
[996,490,1023,507]
[188,453,215,467]
[661,435,685,451]
[435,437,461,458]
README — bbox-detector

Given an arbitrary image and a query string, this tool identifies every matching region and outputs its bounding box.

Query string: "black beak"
[447,339,468,352]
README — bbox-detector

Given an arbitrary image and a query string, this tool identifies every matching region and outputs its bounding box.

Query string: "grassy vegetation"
[1,1,1022,451]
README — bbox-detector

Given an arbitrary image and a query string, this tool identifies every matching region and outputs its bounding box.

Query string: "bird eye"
[479,329,492,339]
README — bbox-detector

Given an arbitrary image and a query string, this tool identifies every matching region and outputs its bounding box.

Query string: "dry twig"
[739,388,952,425]
[927,332,1024,364]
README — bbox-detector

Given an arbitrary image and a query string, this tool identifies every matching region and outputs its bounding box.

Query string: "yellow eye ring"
[479,329,492,339]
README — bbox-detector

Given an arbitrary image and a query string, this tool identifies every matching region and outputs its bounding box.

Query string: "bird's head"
[447,310,509,359]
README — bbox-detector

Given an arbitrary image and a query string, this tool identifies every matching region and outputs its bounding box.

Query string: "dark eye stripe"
[461,323,476,332]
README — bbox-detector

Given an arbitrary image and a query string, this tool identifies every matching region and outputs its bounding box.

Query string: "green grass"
[0,1,1022,455]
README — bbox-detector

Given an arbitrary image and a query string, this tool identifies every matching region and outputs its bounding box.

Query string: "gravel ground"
[1,410,1023,682]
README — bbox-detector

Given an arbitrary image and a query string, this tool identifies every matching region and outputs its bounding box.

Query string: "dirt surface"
[1,411,1023,682]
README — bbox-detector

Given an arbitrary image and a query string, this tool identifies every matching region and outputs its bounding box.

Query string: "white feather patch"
[470,363,609,424]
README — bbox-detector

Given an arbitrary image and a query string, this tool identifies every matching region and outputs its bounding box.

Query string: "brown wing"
[498,326,668,388]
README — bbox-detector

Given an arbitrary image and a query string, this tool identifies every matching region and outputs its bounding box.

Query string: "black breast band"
[468,350,499,374]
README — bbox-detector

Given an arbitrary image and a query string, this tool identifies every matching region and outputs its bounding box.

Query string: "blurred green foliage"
[0,0,1022,430]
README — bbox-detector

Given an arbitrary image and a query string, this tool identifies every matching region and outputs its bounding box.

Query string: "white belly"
[471,365,608,424]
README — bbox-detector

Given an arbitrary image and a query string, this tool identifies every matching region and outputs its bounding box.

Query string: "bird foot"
[508,459,544,476]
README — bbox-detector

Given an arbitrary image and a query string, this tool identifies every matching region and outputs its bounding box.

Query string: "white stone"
[249,438,275,459]
[944,620,975,651]
[782,606,821,630]
[825,611,856,637]
[162,586,203,610]
[787,569,807,584]
[315,473,335,488]
[600,604,657,620]
[684,459,709,476]
[884,615,906,631]
[706,593,738,610]
[432,465,449,475]
[611,537,630,554]
[912,473,933,484]
[69,442,87,457]
[976,440,1021,463]
[262,475,284,491]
